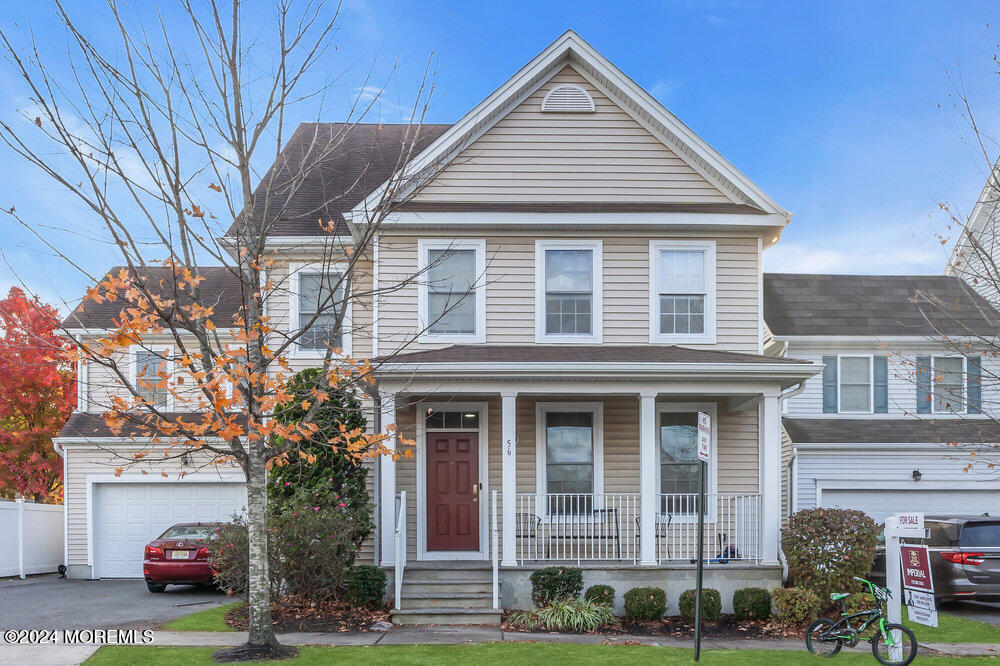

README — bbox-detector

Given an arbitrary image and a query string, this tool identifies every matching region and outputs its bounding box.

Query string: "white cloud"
[649,79,680,102]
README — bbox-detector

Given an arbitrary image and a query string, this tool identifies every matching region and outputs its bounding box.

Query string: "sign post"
[885,512,929,662]
[693,412,711,661]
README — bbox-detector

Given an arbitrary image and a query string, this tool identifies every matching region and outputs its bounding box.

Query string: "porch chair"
[544,506,622,560]
[514,512,542,560]
[634,512,672,560]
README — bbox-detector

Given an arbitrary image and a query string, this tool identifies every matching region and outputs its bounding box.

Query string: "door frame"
[415,401,490,561]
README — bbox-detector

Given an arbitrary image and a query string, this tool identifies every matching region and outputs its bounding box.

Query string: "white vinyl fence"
[0,500,64,578]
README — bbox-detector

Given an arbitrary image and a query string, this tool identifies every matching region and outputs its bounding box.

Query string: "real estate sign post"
[885,512,929,660]
[693,412,711,661]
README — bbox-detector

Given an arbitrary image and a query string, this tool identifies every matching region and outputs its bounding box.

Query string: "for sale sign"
[697,412,711,463]
[900,544,934,593]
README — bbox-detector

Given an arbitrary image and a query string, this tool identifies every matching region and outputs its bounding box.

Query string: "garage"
[820,487,1000,524]
[94,482,247,578]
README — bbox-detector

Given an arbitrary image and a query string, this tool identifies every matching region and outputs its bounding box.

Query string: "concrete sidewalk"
[5,625,994,665]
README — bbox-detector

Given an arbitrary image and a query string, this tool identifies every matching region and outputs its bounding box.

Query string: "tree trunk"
[245,453,277,647]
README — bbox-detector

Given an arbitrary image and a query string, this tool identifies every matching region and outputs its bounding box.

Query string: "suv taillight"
[940,551,985,565]
[144,545,163,560]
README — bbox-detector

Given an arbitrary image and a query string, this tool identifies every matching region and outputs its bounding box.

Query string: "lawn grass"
[84,644,998,665]
[160,602,241,632]
[903,606,1000,644]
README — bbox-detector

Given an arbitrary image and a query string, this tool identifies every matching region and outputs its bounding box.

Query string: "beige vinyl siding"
[378,232,761,354]
[413,66,731,203]
[781,424,792,521]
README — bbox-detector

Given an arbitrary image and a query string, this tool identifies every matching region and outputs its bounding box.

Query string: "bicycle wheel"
[872,623,917,666]
[805,619,842,657]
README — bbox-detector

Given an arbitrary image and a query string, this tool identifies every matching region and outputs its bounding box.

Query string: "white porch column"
[760,391,782,565]
[639,393,657,565]
[379,393,397,566]
[501,391,518,566]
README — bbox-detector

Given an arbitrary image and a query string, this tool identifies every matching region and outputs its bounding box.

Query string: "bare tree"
[0,0,472,659]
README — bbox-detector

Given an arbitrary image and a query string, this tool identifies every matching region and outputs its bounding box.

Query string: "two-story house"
[56,31,821,621]
[765,273,1000,523]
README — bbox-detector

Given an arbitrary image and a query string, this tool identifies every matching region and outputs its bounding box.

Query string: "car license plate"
[171,550,190,560]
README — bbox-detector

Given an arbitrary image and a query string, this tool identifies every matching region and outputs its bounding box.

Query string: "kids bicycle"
[805,576,917,666]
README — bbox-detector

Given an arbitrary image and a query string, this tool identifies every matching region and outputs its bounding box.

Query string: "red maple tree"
[0,287,75,503]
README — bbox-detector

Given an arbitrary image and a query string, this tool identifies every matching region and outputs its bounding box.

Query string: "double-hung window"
[650,241,716,343]
[658,404,715,516]
[536,403,604,514]
[291,264,350,355]
[418,239,485,342]
[133,347,171,409]
[933,356,965,413]
[838,356,872,413]
[535,240,602,343]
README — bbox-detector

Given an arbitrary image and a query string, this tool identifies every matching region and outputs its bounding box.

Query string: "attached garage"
[93,481,247,578]
[820,487,1000,524]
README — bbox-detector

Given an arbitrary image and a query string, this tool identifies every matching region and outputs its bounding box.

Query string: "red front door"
[426,432,480,551]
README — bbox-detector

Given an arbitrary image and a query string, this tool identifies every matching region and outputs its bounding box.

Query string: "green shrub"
[679,588,721,622]
[772,587,820,625]
[508,599,617,632]
[584,584,616,607]
[347,565,387,607]
[623,586,667,621]
[529,567,584,607]
[843,592,877,617]
[732,587,771,621]
[781,508,879,603]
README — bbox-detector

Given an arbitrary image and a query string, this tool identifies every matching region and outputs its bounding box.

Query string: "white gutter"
[776,380,806,583]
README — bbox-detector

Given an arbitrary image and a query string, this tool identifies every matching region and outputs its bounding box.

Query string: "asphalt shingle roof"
[763,273,1000,337]
[376,344,806,364]
[783,417,1000,444]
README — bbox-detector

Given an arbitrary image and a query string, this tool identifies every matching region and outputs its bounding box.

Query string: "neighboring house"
[55,31,821,620]
[765,273,1000,524]
[946,164,1000,303]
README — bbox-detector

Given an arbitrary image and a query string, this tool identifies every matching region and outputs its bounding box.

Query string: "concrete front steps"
[391,562,501,625]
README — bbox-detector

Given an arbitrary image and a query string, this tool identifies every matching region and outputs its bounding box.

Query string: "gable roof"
[352,30,788,221]
[374,344,808,365]
[763,273,1000,337]
[945,158,1000,279]
[62,266,243,330]
[227,123,451,238]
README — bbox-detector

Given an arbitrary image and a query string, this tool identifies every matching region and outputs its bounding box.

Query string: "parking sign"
[697,412,710,462]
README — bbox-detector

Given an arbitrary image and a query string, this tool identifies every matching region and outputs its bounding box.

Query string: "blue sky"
[1,0,999,310]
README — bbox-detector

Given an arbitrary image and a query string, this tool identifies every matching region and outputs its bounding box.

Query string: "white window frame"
[130,344,174,410]
[649,240,717,344]
[656,402,717,523]
[288,262,352,358]
[837,354,874,414]
[535,240,603,344]
[534,402,604,519]
[416,238,486,343]
[932,355,967,415]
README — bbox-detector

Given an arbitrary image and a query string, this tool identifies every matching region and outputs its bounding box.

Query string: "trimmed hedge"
[584,584,616,607]
[782,508,879,603]
[732,587,771,621]
[772,587,820,625]
[679,588,721,622]
[623,586,667,621]
[347,565,386,607]
[529,567,584,607]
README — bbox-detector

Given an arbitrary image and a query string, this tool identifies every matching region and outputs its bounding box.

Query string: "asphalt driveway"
[0,574,230,631]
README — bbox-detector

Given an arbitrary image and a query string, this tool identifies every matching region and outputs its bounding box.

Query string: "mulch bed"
[502,612,804,639]
[226,599,390,633]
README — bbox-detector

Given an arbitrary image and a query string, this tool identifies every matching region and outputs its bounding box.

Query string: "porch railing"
[513,492,761,564]
[393,491,407,610]
[490,490,499,609]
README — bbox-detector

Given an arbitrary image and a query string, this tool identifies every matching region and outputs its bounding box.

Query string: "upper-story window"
[535,240,603,343]
[133,346,171,409]
[914,355,982,415]
[933,356,965,413]
[822,355,888,414]
[290,263,350,356]
[649,241,716,344]
[418,239,486,343]
[838,356,872,413]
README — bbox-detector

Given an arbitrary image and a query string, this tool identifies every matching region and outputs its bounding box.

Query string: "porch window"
[134,348,169,408]
[545,411,594,495]
[933,356,965,413]
[838,356,872,413]
[659,411,699,513]
[418,239,485,341]
[294,268,346,352]
[650,241,716,343]
[535,240,602,343]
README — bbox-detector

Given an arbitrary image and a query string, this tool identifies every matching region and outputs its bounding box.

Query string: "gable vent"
[541,84,595,112]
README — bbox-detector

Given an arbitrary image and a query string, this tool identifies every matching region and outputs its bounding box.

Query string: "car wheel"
[146,581,166,593]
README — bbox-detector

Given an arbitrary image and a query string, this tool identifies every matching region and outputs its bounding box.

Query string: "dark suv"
[870,515,1000,602]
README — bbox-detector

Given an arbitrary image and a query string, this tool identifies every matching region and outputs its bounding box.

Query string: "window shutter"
[968,356,982,414]
[822,356,838,413]
[915,356,932,414]
[874,356,889,413]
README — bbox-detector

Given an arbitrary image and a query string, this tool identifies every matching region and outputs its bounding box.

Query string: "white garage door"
[95,482,247,578]
[821,488,1000,524]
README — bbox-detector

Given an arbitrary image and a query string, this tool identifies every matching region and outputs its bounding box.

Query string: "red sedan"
[143,522,222,592]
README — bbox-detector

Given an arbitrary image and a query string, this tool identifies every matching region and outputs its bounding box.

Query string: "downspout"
[776,380,806,582]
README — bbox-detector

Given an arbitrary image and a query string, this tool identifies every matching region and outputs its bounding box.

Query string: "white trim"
[648,240,717,344]
[86,472,245,576]
[757,237,764,355]
[130,344,174,411]
[540,83,595,112]
[372,235,380,358]
[656,402,718,522]
[416,239,487,344]
[836,354,873,414]
[534,401,604,519]
[287,261,352,358]
[534,239,603,344]
[931,355,967,415]
[77,356,89,413]
[415,402,490,561]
